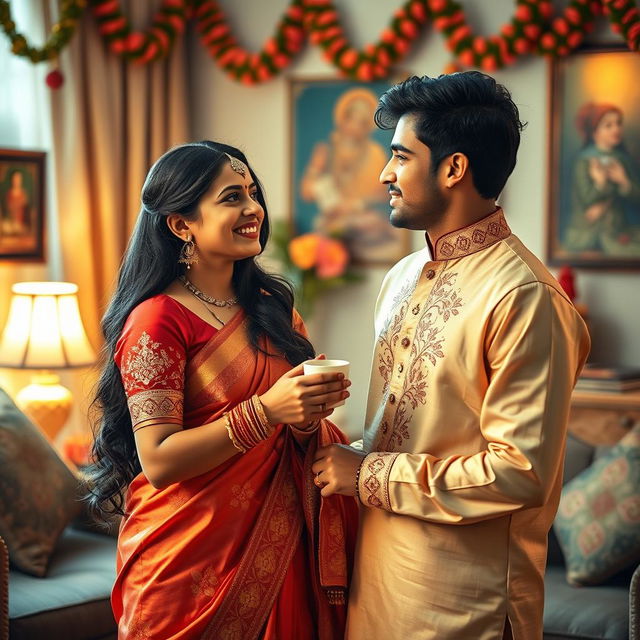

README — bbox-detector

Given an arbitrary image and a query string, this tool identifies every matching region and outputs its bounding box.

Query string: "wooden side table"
[569,389,640,446]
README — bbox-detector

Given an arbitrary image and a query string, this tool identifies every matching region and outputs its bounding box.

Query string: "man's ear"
[166,214,192,241]
[442,152,469,188]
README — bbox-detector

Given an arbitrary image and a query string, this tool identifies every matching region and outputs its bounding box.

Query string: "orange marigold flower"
[316,237,349,279]
[289,233,320,269]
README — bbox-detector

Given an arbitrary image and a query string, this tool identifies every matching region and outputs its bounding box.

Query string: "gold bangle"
[252,395,271,431]
[224,412,247,453]
[289,420,321,435]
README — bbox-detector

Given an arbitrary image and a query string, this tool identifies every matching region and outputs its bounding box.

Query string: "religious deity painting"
[290,78,411,265]
[547,47,640,269]
[0,149,46,261]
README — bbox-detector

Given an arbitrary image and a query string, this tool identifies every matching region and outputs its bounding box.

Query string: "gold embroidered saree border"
[202,442,303,640]
[185,310,248,401]
[127,389,183,431]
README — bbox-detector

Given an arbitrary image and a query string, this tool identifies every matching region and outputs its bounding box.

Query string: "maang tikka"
[225,153,248,177]
[178,234,198,269]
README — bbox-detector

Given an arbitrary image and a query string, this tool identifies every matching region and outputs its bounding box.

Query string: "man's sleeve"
[358,282,590,523]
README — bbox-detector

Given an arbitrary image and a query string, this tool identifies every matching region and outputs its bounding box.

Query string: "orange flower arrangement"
[289,233,349,278]
[271,223,361,318]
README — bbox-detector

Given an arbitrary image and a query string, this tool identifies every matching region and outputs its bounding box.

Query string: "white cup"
[303,359,350,406]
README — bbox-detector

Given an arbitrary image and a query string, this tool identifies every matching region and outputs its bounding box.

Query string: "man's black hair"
[375,72,526,199]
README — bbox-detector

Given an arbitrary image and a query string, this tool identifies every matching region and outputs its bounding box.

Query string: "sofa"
[543,432,639,640]
[0,386,637,640]
[1,523,117,640]
[0,387,118,640]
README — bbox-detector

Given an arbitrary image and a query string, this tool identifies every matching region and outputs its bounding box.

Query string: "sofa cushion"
[547,434,597,567]
[553,425,640,586]
[543,564,629,639]
[9,527,117,640]
[0,388,82,576]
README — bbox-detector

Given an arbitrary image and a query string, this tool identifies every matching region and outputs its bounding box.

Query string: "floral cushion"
[553,425,640,586]
[0,387,82,577]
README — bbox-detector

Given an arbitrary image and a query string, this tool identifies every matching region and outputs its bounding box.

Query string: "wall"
[189,0,640,438]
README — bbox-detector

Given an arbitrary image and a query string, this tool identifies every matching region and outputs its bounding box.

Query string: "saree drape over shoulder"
[112,295,358,640]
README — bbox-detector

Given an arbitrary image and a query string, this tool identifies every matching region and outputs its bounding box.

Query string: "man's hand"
[312,444,366,498]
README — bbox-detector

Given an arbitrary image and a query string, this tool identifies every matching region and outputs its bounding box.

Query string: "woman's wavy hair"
[86,141,314,519]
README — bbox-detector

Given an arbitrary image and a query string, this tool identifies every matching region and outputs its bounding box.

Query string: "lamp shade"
[0,282,96,369]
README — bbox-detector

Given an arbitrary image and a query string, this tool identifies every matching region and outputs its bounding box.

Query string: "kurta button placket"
[401,337,410,348]
[412,305,420,315]
[389,393,396,404]
[426,269,435,279]
[398,363,404,373]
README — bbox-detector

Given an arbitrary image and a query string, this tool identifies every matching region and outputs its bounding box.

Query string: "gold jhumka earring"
[178,235,198,269]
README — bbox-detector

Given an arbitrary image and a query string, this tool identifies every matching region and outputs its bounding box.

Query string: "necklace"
[199,300,226,327]
[179,276,237,307]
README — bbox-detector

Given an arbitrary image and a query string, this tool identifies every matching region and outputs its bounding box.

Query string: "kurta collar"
[429,208,511,261]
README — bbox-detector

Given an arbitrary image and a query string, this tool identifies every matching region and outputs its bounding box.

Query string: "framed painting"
[0,148,46,262]
[289,77,411,265]
[547,46,640,269]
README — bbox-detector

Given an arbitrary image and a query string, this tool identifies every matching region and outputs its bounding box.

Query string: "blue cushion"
[554,426,640,586]
[9,527,116,619]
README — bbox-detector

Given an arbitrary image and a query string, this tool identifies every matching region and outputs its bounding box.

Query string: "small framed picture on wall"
[0,148,46,262]
[547,46,640,269]
[289,77,411,265]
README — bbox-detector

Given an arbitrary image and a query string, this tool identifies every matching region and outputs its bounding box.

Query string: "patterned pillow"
[0,387,82,576]
[553,424,640,586]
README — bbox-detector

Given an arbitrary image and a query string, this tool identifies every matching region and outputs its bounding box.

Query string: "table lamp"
[0,282,96,440]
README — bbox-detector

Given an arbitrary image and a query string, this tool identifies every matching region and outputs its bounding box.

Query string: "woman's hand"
[585,200,610,222]
[259,364,351,428]
[588,157,608,190]
[606,159,631,194]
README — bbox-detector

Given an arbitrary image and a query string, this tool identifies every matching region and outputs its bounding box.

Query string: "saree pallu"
[112,307,358,640]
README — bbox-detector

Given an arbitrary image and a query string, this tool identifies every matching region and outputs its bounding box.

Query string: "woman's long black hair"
[87,141,315,519]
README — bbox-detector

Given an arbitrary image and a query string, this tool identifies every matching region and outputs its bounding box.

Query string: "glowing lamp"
[0,282,96,440]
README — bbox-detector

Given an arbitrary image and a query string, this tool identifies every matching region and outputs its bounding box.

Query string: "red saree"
[112,295,358,640]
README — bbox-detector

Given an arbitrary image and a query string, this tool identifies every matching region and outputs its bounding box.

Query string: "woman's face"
[10,172,22,188]
[593,111,623,150]
[190,160,264,264]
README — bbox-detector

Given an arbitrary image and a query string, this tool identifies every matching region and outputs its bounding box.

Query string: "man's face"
[379,114,448,231]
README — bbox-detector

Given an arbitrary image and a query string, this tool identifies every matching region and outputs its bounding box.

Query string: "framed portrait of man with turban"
[547,46,640,269]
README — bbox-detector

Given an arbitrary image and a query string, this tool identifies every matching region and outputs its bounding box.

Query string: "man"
[312,72,590,639]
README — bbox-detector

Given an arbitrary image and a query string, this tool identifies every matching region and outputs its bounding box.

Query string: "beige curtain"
[46,4,189,437]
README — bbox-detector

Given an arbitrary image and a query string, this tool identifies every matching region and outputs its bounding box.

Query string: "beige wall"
[188,0,640,437]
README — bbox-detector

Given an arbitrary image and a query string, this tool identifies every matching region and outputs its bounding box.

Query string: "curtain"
[45,2,189,437]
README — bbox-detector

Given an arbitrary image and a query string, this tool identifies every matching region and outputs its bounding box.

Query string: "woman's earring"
[178,235,198,269]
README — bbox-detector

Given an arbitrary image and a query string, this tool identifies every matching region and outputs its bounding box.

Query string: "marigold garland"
[1,0,639,83]
[0,0,86,62]
[90,0,189,63]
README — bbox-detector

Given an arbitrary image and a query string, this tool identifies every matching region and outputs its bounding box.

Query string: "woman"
[5,169,30,233]
[565,102,640,255]
[87,141,358,639]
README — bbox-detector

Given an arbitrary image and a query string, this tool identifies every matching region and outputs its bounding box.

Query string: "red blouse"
[114,295,217,432]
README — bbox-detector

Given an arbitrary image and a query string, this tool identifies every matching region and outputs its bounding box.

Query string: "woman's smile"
[233,220,260,239]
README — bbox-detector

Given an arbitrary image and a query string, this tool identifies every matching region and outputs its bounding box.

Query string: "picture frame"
[289,76,411,265]
[0,148,46,262]
[546,46,640,269]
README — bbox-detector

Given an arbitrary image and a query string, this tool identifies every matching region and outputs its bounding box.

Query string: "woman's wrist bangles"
[224,395,273,453]
[289,420,321,436]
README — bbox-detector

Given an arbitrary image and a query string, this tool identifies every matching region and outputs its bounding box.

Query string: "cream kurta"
[347,209,590,640]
